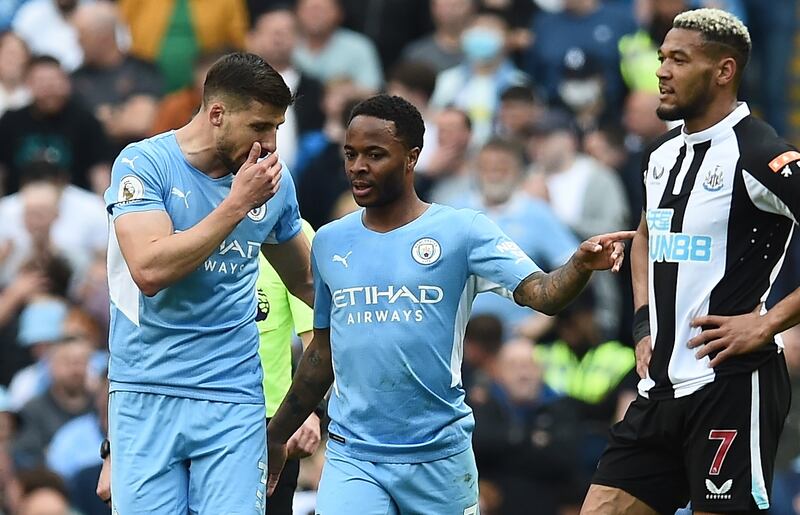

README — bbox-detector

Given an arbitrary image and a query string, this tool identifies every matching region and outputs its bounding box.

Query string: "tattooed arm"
[267,327,333,494]
[513,230,636,316]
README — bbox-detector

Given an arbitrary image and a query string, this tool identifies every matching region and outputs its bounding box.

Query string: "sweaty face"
[344,115,415,208]
[656,28,717,122]
[213,101,286,172]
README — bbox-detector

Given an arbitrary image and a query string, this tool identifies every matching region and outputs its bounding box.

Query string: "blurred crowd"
[0,0,797,514]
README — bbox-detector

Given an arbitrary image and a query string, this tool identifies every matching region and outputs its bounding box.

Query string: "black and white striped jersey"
[640,103,800,400]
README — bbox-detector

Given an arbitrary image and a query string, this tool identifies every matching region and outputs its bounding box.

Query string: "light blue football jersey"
[104,131,301,403]
[312,204,540,463]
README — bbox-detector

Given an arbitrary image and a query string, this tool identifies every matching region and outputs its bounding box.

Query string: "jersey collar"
[682,102,750,145]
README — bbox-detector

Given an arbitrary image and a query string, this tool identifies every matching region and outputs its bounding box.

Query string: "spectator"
[13,336,92,470]
[0,31,31,117]
[7,298,69,414]
[0,269,50,387]
[461,138,578,334]
[12,0,83,72]
[0,56,113,195]
[338,0,431,72]
[72,1,163,152]
[401,0,473,73]
[248,6,325,171]
[618,0,688,93]
[293,0,383,91]
[620,90,667,215]
[472,337,582,515]
[524,0,636,111]
[386,60,439,171]
[0,163,104,289]
[117,0,249,92]
[13,468,72,515]
[430,10,529,146]
[461,314,503,398]
[296,85,366,229]
[0,162,105,287]
[47,372,105,482]
[525,110,628,337]
[557,48,614,134]
[534,289,636,477]
[475,0,536,55]
[148,51,220,135]
[496,85,542,144]
[417,107,474,205]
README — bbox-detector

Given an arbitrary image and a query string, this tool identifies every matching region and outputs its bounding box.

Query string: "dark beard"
[216,140,240,173]
[656,82,714,122]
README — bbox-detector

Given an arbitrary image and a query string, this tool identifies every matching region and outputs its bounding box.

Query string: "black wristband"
[100,438,110,460]
[633,305,651,343]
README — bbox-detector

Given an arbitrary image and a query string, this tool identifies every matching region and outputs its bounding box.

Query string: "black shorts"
[592,352,790,514]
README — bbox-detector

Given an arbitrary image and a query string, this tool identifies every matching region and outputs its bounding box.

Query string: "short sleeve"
[104,146,166,220]
[288,222,316,334]
[264,170,302,244]
[311,244,332,329]
[467,213,541,296]
[742,143,800,223]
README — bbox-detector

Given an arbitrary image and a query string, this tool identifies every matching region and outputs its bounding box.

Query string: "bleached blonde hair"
[673,8,751,65]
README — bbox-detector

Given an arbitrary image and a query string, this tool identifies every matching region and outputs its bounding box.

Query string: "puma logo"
[121,156,139,169]
[332,251,352,268]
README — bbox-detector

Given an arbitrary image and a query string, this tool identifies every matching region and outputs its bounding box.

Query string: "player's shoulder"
[314,209,362,244]
[733,114,798,174]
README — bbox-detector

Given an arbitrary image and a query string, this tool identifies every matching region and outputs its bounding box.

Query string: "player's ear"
[716,56,737,87]
[207,102,225,128]
[406,147,420,173]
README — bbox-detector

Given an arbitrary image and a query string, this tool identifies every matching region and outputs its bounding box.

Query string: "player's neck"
[683,96,739,134]
[174,116,230,178]
[363,194,429,233]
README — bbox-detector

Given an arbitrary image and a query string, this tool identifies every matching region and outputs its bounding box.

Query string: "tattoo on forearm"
[269,346,333,442]
[515,259,591,315]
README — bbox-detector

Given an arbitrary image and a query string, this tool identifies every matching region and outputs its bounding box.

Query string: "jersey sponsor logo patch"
[256,288,270,321]
[412,237,441,265]
[768,150,800,172]
[702,165,724,192]
[647,209,713,263]
[646,164,666,182]
[247,204,267,221]
[496,240,528,264]
[780,165,793,178]
[706,478,733,500]
[118,175,144,204]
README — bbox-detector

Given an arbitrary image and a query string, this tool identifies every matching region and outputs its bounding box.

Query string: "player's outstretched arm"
[513,230,635,316]
[115,144,282,296]
[266,327,333,496]
[261,231,314,308]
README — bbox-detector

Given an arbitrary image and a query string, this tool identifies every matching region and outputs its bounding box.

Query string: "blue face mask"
[461,27,504,63]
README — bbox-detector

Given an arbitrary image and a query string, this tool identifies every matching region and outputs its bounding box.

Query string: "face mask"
[558,79,602,110]
[461,27,504,63]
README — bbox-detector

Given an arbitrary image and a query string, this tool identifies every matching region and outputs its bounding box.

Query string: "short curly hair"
[348,95,425,150]
[673,8,751,71]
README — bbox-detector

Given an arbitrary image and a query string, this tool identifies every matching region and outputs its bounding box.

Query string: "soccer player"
[256,219,322,515]
[103,52,313,514]
[266,94,634,514]
[580,9,800,515]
